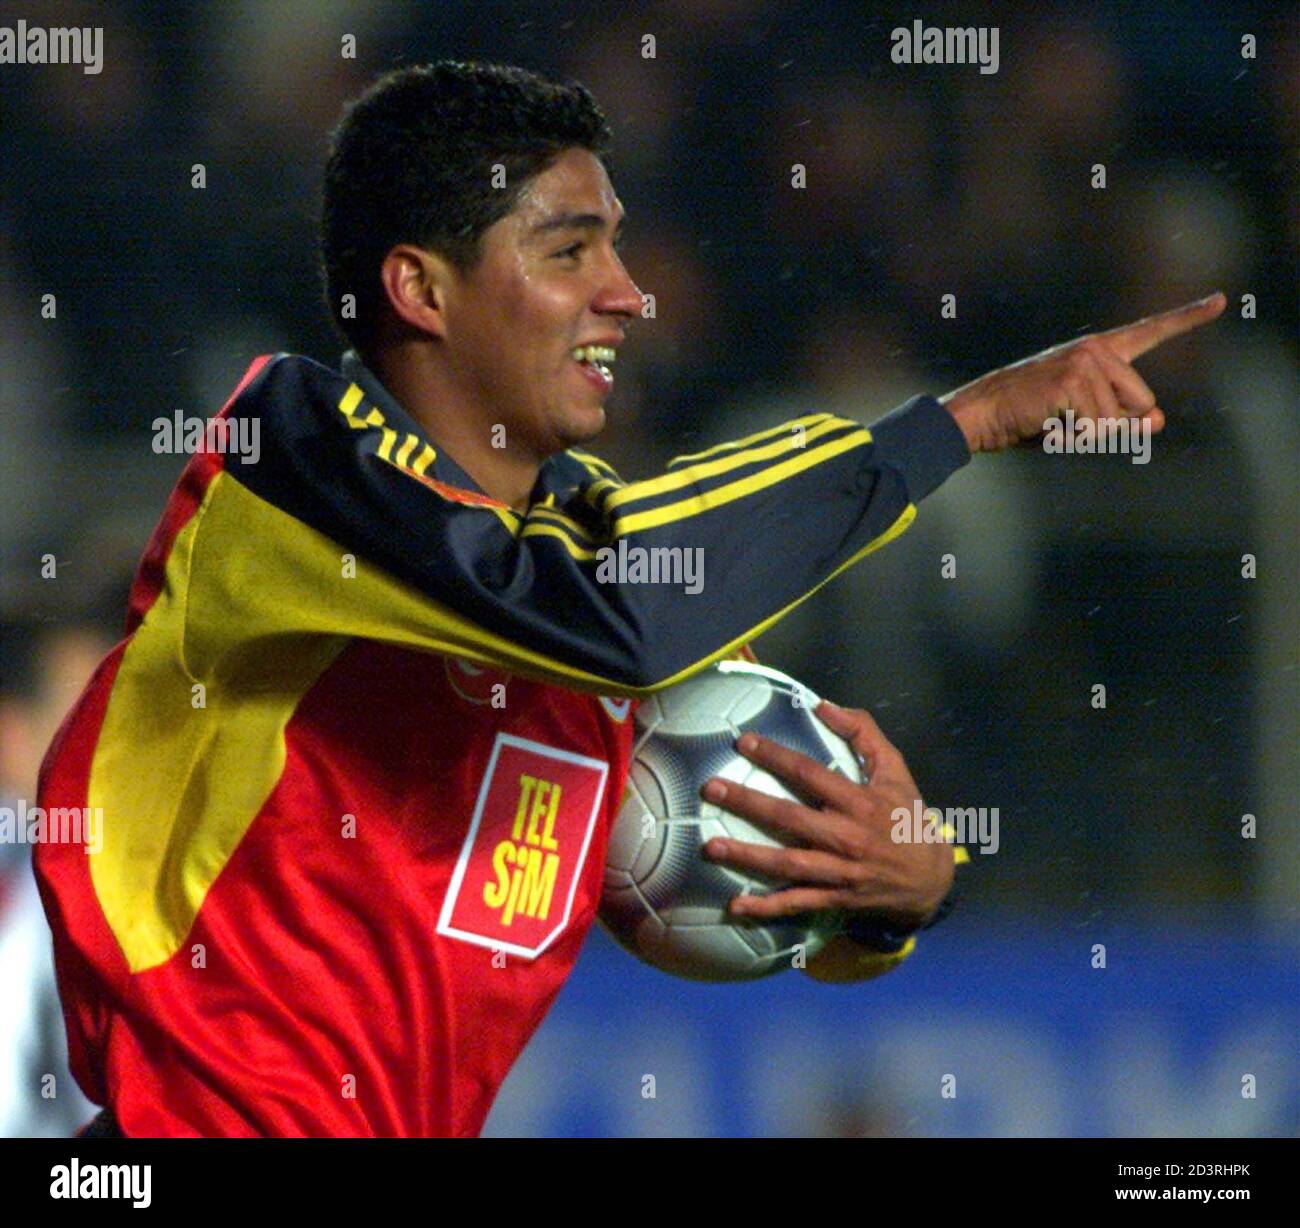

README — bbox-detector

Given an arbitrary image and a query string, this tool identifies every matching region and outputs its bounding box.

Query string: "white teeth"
[571,345,617,365]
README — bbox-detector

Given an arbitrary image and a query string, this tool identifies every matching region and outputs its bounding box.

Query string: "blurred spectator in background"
[0,619,114,1136]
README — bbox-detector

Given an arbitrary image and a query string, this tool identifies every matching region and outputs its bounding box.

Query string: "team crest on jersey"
[437,733,608,959]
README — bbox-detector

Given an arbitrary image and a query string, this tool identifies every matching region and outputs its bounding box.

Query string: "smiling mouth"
[570,344,616,381]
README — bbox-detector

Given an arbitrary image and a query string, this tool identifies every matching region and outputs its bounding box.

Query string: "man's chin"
[556,405,607,449]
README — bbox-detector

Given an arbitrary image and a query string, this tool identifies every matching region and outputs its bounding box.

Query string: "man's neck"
[368,345,542,513]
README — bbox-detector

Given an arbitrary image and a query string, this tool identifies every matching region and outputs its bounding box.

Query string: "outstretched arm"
[200,355,968,696]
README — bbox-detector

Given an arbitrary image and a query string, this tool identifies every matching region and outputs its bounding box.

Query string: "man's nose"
[594,259,643,320]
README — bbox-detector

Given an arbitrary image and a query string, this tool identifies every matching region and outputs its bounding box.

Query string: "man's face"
[438,147,642,457]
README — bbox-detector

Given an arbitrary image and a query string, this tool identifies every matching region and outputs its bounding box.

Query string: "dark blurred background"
[1,0,1296,1136]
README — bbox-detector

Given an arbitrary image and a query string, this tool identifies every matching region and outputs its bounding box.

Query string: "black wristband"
[841,883,959,954]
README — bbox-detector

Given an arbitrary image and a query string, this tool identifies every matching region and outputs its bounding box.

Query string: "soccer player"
[33,61,1224,1137]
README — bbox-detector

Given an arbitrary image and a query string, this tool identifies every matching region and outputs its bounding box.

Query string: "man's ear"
[379,244,455,340]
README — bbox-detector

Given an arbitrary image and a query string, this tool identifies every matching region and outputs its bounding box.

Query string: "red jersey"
[34,350,970,1135]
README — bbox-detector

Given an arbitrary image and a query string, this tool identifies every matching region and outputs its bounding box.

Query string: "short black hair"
[321,60,614,352]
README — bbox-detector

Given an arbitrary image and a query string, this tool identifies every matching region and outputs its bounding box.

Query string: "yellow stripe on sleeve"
[395,433,419,467]
[581,477,622,511]
[607,416,856,513]
[338,383,364,420]
[519,522,600,560]
[567,449,624,482]
[616,427,872,535]
[667,413,836,468]
[530,506,599,542]
[411,443,436,475]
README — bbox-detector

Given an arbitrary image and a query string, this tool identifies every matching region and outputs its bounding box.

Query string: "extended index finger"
[1100,292,1226,362]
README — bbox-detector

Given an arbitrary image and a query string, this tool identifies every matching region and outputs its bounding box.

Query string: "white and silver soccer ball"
[599,660,862,981]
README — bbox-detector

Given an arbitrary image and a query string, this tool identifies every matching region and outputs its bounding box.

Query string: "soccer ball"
[599,660,862,981]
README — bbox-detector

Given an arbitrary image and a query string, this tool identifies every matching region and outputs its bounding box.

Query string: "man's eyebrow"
[529,211,626,237]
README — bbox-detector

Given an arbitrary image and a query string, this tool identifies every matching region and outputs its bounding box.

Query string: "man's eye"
[556,242,584,259]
